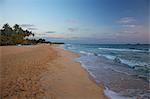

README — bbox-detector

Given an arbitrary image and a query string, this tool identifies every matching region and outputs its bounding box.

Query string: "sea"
[60,44,150,99]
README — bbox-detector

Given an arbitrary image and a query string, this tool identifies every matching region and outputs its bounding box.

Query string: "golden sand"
[0,44,106,99]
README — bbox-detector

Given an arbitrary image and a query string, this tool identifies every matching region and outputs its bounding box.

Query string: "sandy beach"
[0,44,106,99]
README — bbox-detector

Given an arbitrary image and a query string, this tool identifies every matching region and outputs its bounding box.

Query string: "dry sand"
[0,44,106,99]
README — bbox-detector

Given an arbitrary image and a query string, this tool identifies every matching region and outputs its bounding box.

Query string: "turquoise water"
[63,44,150,99]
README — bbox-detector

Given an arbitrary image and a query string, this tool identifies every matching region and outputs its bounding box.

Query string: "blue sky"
[0,0,149,44]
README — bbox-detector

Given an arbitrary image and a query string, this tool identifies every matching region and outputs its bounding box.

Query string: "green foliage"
[0,23,47,46]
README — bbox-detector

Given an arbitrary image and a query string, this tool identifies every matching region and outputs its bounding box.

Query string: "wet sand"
[0,44,106,99]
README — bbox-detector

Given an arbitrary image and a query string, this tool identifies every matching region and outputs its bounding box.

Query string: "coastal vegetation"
[0,23,64,46]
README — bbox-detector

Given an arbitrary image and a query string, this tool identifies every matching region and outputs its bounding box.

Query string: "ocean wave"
[105,87,150,99]
[67,46,75,50]
[98,54,149,67]
[110,68,134,76]
[104,87,134,99]
[98,54,116,60]
[79,51,94,55]
[79,51,87,54]
[98,54,150,81]
[119,59,148,68]
[98,48,149,52]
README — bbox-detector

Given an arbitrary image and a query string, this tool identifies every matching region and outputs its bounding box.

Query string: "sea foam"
[104,87,135,99]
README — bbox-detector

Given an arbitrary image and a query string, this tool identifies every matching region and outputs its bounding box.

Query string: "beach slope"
[0,44,106,99]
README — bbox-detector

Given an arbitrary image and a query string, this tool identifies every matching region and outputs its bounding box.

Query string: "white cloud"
[20,24,35,27]
[45,31,56,33]
[122,24,136,28]
[116,16,141,35]
[68,27,79,32]
[117,17,136,24]
[27,27,38,30]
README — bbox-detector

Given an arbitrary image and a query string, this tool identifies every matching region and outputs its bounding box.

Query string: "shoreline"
[63,44,150,99]
[0,44,106,99]
[59,44,125,99]
[58,44,108,97]
[58,44,107,96]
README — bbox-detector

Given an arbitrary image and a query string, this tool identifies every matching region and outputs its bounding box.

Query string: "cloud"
[45,31,56,33]
[68,28,78,32]
[20,24,35,27]
[117,17,136,24]
[38,33,46,35]
[119,30,138,34]
[27,27,38,30]
[20,24,37,31]
[116,16,141,35]
[122,24,136,28]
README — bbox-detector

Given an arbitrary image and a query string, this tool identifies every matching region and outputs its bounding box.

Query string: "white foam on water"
[119,58,148,67]
[98,48,148,52]
[79,51,87,54]
[68,46,74,49]
[104,87,135,99]
[98,54,149,68]
[79,51,94,56]
[103,55,116,60]
[110,68,132,76]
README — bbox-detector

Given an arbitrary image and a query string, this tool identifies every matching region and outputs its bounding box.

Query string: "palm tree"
[2,23,13,36]
[13,24,20,33]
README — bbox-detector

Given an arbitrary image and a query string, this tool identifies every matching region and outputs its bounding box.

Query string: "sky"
[0,0,149,44]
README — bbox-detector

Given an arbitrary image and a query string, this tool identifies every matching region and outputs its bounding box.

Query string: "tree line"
[0,23,48,46]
